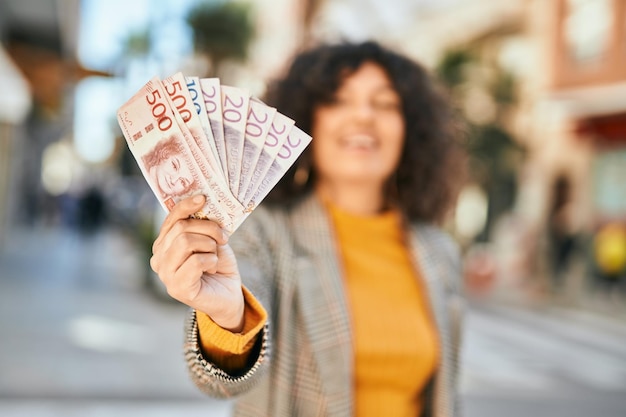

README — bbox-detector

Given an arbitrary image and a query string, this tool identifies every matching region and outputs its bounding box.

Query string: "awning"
[541,82,626,144]
[575,112,626,144]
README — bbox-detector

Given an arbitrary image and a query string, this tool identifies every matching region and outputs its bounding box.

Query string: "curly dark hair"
[263,40,465,224]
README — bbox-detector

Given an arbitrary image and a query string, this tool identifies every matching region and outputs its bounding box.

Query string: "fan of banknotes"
[117,72,311,234]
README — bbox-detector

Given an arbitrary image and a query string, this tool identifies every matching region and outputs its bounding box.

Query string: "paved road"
[462,303,626,417]
[1,226,625,416]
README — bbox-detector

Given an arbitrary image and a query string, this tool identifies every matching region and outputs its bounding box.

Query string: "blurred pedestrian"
[150,41,465,416]
[547,175,578,293]
[77,185,106,235]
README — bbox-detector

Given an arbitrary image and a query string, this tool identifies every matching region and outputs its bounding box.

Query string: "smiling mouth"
[157,173,173,192]
[340,134,377,150]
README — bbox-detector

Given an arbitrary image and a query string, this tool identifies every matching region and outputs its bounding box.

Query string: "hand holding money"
[117,73,311,235]
[149,194,245,332]
[118,73,311,326]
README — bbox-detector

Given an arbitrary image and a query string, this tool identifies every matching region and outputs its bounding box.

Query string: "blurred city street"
[1,224,625,417]
[462,302,626,417]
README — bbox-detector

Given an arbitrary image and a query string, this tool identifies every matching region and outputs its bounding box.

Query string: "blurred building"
[428,0,626,235]
[0,0,75,230]
[0,0,114,234]
[540,0,626,229]
[412,0,626,298]
[0,46,31,242]
[523,0,626,298]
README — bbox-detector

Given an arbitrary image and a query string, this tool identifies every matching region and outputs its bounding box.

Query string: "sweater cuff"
[197,285,267,360]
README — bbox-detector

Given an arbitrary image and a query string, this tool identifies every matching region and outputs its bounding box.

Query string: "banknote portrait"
[141,135,199,199]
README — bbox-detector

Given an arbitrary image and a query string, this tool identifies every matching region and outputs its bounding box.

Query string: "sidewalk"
[0,400,232,417]
[0,224,231,416]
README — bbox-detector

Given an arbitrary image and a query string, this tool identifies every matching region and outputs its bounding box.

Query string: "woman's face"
[311,62,405,189]
[152,154,194,196]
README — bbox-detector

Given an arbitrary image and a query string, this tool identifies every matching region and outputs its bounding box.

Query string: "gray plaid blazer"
[185,193,464,417]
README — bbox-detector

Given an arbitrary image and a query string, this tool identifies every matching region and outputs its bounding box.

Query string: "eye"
[325,94,349,107]
[375,100,400,110]
[373,94,401,110]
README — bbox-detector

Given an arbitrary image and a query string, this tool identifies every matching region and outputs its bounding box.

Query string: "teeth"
[343,134,375,148]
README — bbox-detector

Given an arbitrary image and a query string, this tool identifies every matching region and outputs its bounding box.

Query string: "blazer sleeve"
[183,207,278,398]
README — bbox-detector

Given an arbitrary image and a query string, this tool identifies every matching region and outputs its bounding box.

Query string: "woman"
[150,41,465,416]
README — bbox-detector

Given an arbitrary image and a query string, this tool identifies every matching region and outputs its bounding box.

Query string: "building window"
[564,0,612,64]
[593,149,626,218]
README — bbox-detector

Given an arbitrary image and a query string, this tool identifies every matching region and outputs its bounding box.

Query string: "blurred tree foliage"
[436,47,526,242]
[437,49,473,88]
[122,29,152,58]
[186,1,255,77]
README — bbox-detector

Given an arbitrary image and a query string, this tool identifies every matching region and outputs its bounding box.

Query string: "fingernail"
[193,195,204,204]
[222,230,229,242]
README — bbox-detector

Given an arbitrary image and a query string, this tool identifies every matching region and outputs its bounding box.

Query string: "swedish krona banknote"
[117,73,311,234]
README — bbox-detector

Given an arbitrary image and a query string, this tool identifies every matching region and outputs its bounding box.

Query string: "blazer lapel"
[290,194,353,417]
[408,224,453,417]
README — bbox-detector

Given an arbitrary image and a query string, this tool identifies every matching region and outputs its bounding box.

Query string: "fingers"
[153,195,228,253]
[176,253,219,288]
[155,195,228,244]
[149,195,239,308]
[154,217,227,256]
[150,203,229,284]
[152,231,216,274]
[153,252,217,304]
[155,194,205,248]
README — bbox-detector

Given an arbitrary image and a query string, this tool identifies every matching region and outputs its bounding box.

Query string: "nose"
[351,101,376,123]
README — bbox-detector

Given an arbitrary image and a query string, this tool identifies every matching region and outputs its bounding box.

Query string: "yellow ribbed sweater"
[197,204,439,416]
